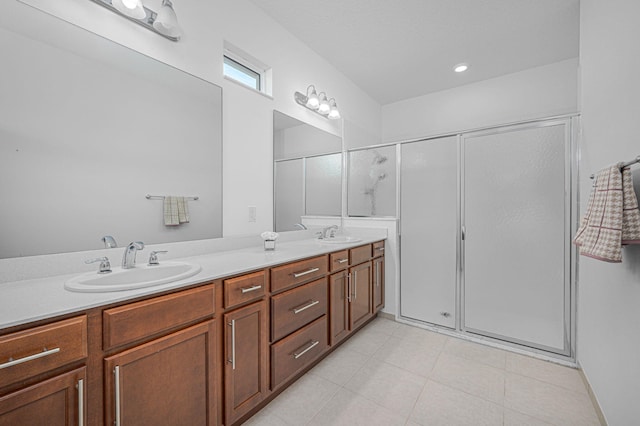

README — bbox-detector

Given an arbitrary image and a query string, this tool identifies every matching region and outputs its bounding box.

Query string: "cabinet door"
[329,271,349,345]
[224,301,268,425]
[349,262,372,330]
[372,257,385,313]
[104,321,216,426]
[0,367,85,426]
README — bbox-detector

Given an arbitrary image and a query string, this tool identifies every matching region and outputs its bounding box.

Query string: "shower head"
[372,151,388,165]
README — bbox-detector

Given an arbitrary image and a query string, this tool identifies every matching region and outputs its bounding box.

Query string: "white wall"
[382,58,578,143]
[6,0,381,237]
[578,1,640,424]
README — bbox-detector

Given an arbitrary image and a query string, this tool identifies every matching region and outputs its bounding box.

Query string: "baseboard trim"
[578,364,608,426]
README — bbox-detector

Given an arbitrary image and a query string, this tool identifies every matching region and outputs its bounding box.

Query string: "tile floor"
[244,317,602,426]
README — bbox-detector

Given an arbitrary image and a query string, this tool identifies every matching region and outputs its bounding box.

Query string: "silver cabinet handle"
[77,378,84,426]
[375,262,380,287]
[347,273,352,302]
[293,267,319,278]
[376,247,385,252]
[292,300,319,314]
[0,347,60,369]
[241,285,262,294]
[228,320,236,370]
[114,366,121,426]
[293,340,319,359]
[336,258,348,264]
[353,270,358,300]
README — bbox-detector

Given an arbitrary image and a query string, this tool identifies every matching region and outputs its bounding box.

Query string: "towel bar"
[145,194,199,200]
[589,155,640,179]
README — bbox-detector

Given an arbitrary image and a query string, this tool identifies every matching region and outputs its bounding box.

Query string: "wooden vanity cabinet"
[329,270,349,346]
[102,285,217,426]
[372,245,385,313]
[1,240,385,426]
[104,322,216,426]
[223,300,269,425]
[0,367,86,426]
[349,261,373,330]
[0,315,88,426]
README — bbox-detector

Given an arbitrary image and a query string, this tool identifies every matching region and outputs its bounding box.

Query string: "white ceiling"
[248,0,580,105]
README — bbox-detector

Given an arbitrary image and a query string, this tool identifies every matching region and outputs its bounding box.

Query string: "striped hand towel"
[573,164,624,262]
[164,196,180,226]
[177,196,190,224]
[621,167,640,244]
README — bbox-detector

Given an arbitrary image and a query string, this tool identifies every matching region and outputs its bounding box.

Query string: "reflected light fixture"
[294,85,341,120]
[89,0,183,41]
[454,63,469,73]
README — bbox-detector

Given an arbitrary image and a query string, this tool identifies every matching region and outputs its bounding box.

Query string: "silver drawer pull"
[336,258,348,264]
[114,366,121,426]
[376,247,385,252]
[292,300,319,314]
[77,378,84,426]
[292,267,319,278]
[241,285,262,294]
[293,340,319,359]
[0,347,60,369]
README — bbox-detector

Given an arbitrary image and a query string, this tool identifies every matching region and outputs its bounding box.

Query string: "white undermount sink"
[318,236,363,244]
[65,262,202,293]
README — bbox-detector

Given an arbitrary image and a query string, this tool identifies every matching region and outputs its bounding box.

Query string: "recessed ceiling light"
[454,63,469,73]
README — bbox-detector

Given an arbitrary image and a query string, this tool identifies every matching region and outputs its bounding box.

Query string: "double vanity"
[0,232,386,425]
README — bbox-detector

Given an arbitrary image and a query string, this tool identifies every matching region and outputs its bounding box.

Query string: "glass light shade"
[328,99,341,119]
[305,86,319,110]
[112,0,146,19]
[153,0,182,38]
[454,63,469,73]
[317,93,330,115]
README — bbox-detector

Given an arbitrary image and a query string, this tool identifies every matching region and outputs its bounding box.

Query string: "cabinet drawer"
[271,316,327,389]
[349,244,372,265]
[103,284,214,350]
[329,250,349,273]
[373,241,385,258]
[271,278,327,342]
[224,270,266,309]
[0,316,87,387]
[270,256,328,293]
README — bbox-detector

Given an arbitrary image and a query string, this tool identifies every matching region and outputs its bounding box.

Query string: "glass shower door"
[462,121,570,353]
[400,136,458,328]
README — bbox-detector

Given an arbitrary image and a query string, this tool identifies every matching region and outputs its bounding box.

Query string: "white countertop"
[0,230,386,330]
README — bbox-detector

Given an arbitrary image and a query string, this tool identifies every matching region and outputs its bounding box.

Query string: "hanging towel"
[621,167,640,244]
[164,196,180,226]
[573,164,624,262]
[177,196,190,224]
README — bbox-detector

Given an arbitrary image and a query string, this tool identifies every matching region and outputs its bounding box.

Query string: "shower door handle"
[460,226,466,271]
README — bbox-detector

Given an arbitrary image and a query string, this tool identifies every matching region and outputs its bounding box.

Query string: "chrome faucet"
[122,241,144,269]
[294,223,307,230]
[320,225,339,239]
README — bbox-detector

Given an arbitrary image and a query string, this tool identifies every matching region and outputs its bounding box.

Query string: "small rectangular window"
[223,55,261,91]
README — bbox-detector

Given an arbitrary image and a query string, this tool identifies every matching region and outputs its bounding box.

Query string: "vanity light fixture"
[89,0,183,41]
[454,63,469,73]
[294,85,341,120]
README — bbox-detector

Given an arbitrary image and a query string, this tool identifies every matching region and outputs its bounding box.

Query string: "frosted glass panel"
[400,137,458,328]
[275,159,304,231]
[306,154,342,216]
[463,123,568,352]
[348,146,397,217]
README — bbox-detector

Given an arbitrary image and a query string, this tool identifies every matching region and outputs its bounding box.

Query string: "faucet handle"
[85,257,112,274]
[148,250,168,266]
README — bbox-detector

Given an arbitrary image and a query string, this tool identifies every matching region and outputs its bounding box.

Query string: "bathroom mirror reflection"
[273,111,342,231]
[0,11,223,258]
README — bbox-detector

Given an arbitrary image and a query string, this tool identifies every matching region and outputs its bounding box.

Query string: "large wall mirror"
[0,8,222,258]
[273,111,342,231]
